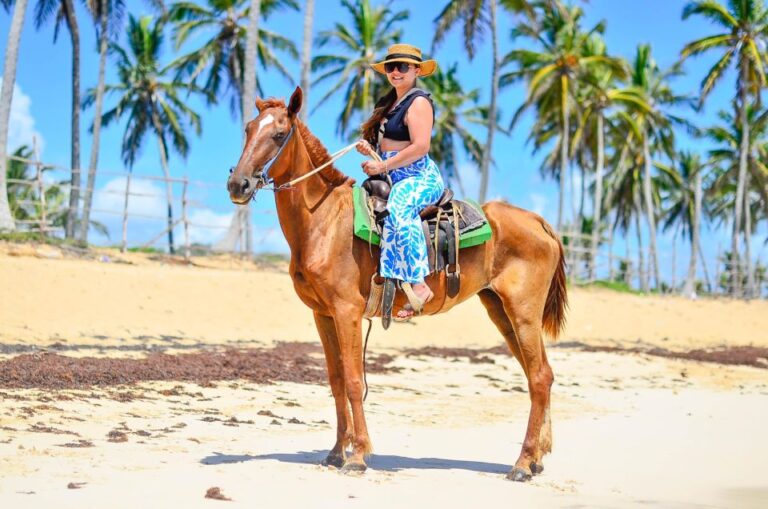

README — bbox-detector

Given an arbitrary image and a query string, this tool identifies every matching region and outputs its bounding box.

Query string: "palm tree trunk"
[155,133,175,254]
[0,0,28,232]
[635,211,647,292]
[238,0,262,256]
[590,112,604,281]
[63,0,81,239]
[698,238,711,293]
[299,0,314,123]
[682,170,701,298]
[151,111,175,254]
[744,188,755,299]
[477,0,498,203]
[79,2,109,243]
[732,66,749,297]
[642,132,660,289]
[557,75,568,233]
[671,224,679,292]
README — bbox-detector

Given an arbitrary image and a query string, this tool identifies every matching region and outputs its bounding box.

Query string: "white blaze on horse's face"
[256,114,275,136]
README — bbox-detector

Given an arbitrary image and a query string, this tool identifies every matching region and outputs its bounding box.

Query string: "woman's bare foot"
[396,282,433,320]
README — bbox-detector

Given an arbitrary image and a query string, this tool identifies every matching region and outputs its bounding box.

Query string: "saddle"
[359,175,490,327]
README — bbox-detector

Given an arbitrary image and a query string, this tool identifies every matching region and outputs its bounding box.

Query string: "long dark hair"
[360,88,397,148]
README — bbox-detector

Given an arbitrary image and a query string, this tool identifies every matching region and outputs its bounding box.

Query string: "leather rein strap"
[259,123,382,193]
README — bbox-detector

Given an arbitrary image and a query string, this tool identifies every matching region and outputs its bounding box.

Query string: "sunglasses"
[384,61,416,74]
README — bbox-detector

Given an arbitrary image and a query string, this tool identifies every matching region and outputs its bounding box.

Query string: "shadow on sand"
[201,450,509,474]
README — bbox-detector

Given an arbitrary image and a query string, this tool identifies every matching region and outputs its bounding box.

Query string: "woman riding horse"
[226,78,566,482]
[355,44,444,320]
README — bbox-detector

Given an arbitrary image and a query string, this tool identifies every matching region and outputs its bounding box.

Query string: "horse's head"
[227,87,303,204]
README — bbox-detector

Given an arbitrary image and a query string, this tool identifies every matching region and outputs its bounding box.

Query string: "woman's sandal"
[394,283,434,322]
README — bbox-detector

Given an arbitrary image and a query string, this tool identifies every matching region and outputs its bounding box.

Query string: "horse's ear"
[288,87,303,118]
[255,97,266,112]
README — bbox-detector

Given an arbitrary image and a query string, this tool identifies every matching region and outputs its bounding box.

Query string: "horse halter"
[228,124,297,198]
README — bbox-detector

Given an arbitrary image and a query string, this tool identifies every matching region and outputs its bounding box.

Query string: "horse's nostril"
[241,178,250,192]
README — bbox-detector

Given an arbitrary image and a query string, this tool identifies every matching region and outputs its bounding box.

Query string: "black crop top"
[378,89,435,143]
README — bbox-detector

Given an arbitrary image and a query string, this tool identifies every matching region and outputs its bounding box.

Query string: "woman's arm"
[362,96,433,175]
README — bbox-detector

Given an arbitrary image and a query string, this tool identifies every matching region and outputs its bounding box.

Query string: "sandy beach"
[1,243,767,508]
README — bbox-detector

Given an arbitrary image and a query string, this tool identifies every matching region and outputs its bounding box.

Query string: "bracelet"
[384,160,388,172]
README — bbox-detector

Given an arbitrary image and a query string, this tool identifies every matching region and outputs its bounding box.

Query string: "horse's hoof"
[340,462,367,475]
[530,462,544,475]
[321,453,344,469]
[506,467,532,482]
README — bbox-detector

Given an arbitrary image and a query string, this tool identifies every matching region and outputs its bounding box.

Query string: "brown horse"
[227,87,567,482]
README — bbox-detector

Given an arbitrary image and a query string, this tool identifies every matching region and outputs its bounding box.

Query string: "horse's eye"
[273,132,286,142]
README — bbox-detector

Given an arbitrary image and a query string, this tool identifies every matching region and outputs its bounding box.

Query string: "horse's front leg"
[313,311,353,468]
[333,307,372,473]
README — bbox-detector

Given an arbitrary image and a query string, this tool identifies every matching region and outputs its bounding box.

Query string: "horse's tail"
[540,220,568,340]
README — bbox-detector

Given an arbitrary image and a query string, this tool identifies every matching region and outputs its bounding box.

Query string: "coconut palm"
[311,0,408,137]
[33,0,82,239]
[625,44,691,290]
[78,0,126,243]
[681,0,768,296]
[570,37,639,280]
[704,106,768,297]
[0,0,29,231]
[167,0,299,120]
[421,63,488,195]
[85,15,204,254]
[501,2,624,231]
[656,152,707,297]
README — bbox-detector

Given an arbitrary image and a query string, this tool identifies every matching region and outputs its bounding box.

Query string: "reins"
[257,123,382,194]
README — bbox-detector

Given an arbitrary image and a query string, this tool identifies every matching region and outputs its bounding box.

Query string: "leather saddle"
[361,175,461,298]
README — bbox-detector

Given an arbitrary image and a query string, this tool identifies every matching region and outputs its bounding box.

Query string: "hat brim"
[371,58,437,77]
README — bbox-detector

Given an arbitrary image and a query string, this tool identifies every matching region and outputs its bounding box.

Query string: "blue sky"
[1,0,765,282]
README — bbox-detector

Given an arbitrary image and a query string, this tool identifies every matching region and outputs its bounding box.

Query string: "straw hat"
[371,43,437,77]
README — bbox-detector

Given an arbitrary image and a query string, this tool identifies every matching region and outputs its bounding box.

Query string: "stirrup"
[400,282,432,314]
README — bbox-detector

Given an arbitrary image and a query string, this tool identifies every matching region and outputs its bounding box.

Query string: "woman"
[356,43,445,320]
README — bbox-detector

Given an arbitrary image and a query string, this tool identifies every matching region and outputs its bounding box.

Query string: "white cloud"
[0,78,45,154]
[187,208,233,245]
[93,176,166,217]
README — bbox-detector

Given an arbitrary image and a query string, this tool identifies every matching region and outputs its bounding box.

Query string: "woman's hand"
[356,139,374,156]
[361,159,387,176]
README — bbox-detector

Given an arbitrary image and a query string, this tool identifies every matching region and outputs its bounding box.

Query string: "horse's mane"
[259,97,354,187]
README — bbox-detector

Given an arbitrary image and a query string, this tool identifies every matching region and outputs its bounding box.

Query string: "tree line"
[0,0,766,298]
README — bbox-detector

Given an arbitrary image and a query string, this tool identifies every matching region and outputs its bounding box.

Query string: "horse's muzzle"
[227,174,256,204]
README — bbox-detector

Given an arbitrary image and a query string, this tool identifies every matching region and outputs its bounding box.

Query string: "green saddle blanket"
[352,186,492,248]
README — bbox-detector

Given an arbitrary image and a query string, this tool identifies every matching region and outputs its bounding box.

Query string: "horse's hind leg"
[479,286,554,481]
[313,312,353,468]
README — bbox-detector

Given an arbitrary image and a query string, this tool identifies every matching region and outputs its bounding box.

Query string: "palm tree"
[167,0,299,119]
[704,106,768,297]
[656,152,706,297]
[422,63,488,195]
[681,0,768,296]
[33,0,82,239]
[86,15,204,254]
[626,44,690,290]
[501,2,624,231]
[299,0,314,123]
[0,0,29,232]
[79,0,125,244]
[311,0,408,137]
[433,0,539,203]
[570,37,639,280]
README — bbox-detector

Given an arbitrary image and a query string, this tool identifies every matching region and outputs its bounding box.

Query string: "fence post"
[33,137,46,235]
[121,173,131,253]
[182,177,190,259]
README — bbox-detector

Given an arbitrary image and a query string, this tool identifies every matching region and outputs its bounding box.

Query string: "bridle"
[229,120,381,201]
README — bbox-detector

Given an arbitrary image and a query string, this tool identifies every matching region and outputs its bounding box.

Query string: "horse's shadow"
[201,450,508,474]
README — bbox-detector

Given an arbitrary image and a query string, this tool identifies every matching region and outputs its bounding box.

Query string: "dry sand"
[1,243,767,508]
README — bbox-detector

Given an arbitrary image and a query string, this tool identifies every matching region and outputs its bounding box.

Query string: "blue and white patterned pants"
[379,151,445,284]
